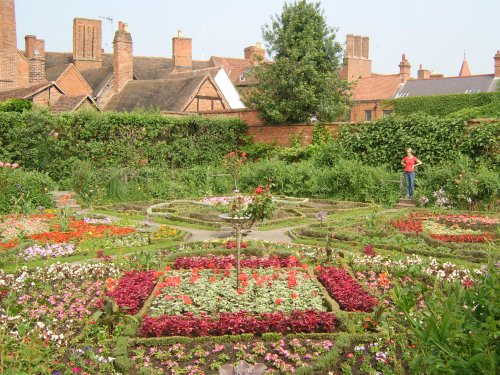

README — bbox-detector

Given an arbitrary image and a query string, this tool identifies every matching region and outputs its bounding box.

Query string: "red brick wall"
[246,123,341,146]
[350,101,389,122]
[28,57,45,85]
[0,0,16,50]
[57,65,91,96]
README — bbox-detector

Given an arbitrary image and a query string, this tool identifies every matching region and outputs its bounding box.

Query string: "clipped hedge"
[383,92,500,117]
[0,110,247,180]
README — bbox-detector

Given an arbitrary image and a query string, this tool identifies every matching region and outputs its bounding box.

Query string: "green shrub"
[0,168,55,213]
[0,99,32,112]
[0,110,247,181]
[383,91,500,117]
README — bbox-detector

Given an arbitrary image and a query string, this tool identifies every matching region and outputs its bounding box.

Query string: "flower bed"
[150,268,326,316]
[173,254,301,270]
[392,212,497,243]
[108,270,158,314]
[130,338,335,374]
[316,267,378,312]
[22,243,76,260]
[139,310,336,337]
[0,263,120,345]
[29,219,135,243]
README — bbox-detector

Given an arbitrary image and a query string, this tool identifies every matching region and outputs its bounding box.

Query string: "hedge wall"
[383,91,500,117]
[338,113,500,171]
[0,110,247,180]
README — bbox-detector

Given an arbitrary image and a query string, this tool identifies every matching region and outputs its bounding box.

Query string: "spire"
[459,58,471,77]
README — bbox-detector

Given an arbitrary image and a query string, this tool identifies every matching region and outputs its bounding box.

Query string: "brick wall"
[57,65,91,96]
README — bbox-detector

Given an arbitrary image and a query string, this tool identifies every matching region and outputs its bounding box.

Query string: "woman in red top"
[401,148,422,198]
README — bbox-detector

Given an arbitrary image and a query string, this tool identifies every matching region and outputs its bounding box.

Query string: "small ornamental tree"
[244,0,352,124]
[223,150,247,192]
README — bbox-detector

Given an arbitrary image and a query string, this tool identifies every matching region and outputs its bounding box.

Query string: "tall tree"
[243,0,352,124]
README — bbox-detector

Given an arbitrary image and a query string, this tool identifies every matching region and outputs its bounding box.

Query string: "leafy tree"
[244,0,351,124]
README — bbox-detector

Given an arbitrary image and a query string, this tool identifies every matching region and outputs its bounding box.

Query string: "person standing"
[401,148,422,198]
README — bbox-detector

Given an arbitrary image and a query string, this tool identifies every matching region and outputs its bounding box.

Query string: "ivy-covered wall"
[0,110,247,180]
[383,92,500,117]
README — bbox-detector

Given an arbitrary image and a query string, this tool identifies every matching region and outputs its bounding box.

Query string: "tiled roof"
[50,95,91,112]
[0,82,57,101]
[395,74,497,97]
[80,66,114,97]
[209,56,254,84]
[45,64,71,81]
[351,74,402,101]
[105,73,210,112]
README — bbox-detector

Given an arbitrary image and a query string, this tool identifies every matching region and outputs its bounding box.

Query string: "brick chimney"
[172,30,192,69]
[399,53,411,83]
[244,42,265,64]
[0,0,19,91]
[495,50,500,77]
[113,21,133,93]
[340,34,372,81]
[73,18,103,71]
[417,64,431,79]
[25,35,46,85]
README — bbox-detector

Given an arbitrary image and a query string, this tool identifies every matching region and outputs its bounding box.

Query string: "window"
[395,92,409,98]
[465,89,480,94]
[383,110,392,117]
[364,110,372,121]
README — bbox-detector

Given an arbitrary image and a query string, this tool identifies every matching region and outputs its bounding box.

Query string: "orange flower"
[291,293,299,299]
[165,265,172,271]
[275,298,282,305]
[301,264,308,269]
[378,273,390,288]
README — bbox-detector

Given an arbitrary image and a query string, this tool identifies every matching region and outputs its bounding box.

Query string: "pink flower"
[0,161,3,167]
[4,162,11,168]
[11,163,19,169]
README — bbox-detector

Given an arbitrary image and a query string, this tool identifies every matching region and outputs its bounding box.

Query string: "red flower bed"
[430,233,494,243]
[29,220,135,243]
[108,270,158,314]
[173,255,301,269]
[391,219,423,233]
[317,267,378,312]
[138,310,336,337]
[0,239,18,250]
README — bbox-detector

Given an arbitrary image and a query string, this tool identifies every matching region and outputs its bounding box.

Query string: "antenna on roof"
[99,16,114,25]
[99,16,114,52]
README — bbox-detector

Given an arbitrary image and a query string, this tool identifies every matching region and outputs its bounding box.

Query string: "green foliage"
[243,0,351,123]
[0,168,55,213]
[416,156,499,208]
[238,159,400,205]
[0,110,247,181]
[0,99,32,113]
[384,92,500,117]
[339,113,499,171]
[393,264,499,374]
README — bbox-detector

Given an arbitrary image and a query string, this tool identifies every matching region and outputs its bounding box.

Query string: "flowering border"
[316,267,378,312]
[138,310,336,337]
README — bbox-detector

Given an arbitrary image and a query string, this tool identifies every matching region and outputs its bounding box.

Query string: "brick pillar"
[399,53,411,83]
[73,18,103,70]
[495,50,500,77]
[0,0,18,91]
[244,42,265,65]
[113,21,133,93]
[172,31,192,69]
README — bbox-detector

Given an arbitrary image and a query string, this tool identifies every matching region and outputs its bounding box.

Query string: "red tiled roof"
[459,59,471,77]
[351,74,401,101]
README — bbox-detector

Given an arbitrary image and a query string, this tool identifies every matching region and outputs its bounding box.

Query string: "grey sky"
[15,0,500,77]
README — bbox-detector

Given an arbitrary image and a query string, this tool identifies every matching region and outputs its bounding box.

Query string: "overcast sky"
[15,0,500,77]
